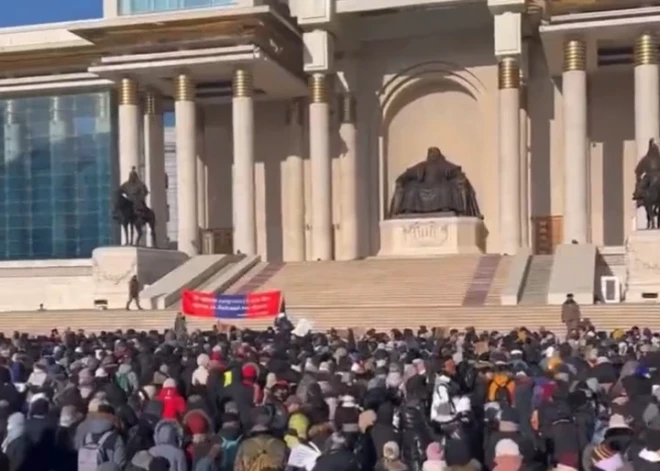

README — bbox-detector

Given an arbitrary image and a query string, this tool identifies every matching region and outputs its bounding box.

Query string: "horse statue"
[633,139,660,229]
[112,167,157,246]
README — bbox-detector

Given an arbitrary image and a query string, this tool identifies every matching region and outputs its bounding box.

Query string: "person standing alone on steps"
[561,293,581,337]
[126,275,143,310]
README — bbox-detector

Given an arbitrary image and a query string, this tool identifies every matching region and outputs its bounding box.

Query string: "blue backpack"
[218,436,241,471]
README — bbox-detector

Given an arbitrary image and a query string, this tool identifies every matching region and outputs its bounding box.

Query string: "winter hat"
[383,441,401,460]
[95,367,108,378]
[242,363,258,380]
[59,405,79,427]
[197,353,210,368]
[185,411,209,435]
[386,371,403,389]
[495,439,521,457]
[163,378,177,389]
[425,442,444,461]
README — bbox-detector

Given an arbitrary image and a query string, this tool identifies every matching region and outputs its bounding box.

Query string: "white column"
[118,78,140,182]
[635,33,660,229]
[285,99,306,261]
[196,107,207,231]
[498,57,522,255]
[174,73,199,256]
[520,77,530,247]
[144,91,167,248]
[309,73,333,260]
[232,68,256,255]
[562,39,589,243]
[339,93,360,260]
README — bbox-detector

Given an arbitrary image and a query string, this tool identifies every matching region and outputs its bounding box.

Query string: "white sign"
[287,443,321,471]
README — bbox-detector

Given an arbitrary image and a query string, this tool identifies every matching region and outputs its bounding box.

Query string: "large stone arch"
[373,61,488,224]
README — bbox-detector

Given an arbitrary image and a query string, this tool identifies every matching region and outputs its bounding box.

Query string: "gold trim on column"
[144,90,160,115]
[232,68,253,98]
[119,77,138,106]
[309,73,328,104]
[339,94,357,123]
[498,58,520,89]
[635,33,658,66]
[174,73,194,102]
[563,39,586,72]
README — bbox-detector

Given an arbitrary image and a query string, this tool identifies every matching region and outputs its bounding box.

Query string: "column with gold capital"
[498,57,521,254]
[562,39,589,243]
[309,73,333,260]
[338,92,359,260]
[635,33,659,229]
[143,90,168,248]
[118,77,140,182]
[232,68,256,255]
[174,73,199,255]
[284,99,306,261]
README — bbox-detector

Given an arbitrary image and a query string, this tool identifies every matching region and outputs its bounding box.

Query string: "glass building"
[119,0,236,15]
[0,92,116,260]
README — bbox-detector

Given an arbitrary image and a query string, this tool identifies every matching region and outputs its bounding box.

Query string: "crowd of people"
[0,312,654,471]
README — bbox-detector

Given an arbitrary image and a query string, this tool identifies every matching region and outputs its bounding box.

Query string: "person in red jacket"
[156,378,186,420]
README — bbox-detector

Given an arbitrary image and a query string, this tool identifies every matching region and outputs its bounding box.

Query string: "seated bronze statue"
[389,147,482,218]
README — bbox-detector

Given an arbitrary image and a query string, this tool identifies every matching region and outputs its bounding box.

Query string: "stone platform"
[378,216,486,256]
[625,230,660,302]
[92,246,188,309]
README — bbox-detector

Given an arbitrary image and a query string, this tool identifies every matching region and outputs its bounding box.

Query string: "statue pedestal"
[624,230,660,302]
[92,246,188,309]
[378,216,486,257]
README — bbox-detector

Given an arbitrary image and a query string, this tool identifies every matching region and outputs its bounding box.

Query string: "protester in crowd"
[0,318,656,471]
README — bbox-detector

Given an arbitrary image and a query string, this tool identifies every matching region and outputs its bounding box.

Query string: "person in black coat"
[313,432,360,471]
[371,401,400,460]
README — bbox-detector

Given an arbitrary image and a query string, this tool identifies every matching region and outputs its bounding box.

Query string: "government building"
[0,0,655,262]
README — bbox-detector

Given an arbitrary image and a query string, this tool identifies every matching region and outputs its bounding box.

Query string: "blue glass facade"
[0,92,116,260]
[119,0,236,15]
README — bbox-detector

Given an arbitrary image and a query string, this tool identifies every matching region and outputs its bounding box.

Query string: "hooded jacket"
[156,386,186,421]
[149,420,188,471]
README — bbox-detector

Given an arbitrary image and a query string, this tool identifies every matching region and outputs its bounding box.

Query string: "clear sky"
[0,0,103,27]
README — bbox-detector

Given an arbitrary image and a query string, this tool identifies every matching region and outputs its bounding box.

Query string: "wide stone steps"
[257,257,487,307]
[3,304,660,334]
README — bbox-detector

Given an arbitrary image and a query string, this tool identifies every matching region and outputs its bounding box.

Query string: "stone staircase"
[519,255,554,305]
[4,303,660,335]
[230,256,506,308]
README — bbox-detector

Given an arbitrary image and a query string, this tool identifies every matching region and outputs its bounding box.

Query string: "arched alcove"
[376,63,486,221]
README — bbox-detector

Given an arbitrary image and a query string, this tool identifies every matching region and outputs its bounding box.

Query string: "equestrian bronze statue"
[112,167,157,246]
[633,139,660,229]
[389,146,482,218]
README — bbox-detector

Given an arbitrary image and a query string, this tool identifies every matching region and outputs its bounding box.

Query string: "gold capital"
[635,33,658,66]
[119,77,138,106]
[174,74,194,102]
[563,39,586,72]
[309,73,328,104]
[498,58,520,90]
[233,68,253,98]
[339,94,357,123]
[144,90,160,115]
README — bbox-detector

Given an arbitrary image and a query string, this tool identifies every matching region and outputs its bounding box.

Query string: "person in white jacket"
[191,353,210,387]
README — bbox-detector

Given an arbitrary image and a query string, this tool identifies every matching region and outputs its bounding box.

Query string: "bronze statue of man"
[634,139,660,229]
[389,146,481,218]
[120,166,149,209]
